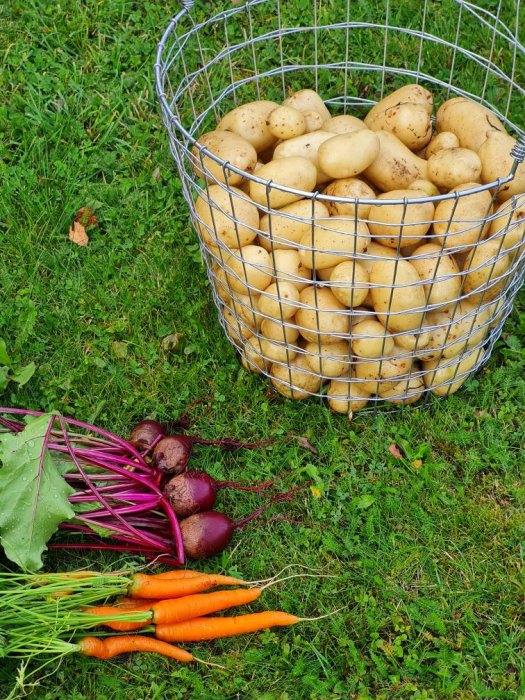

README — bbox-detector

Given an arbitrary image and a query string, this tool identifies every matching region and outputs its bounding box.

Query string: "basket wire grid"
[155,0,525,413]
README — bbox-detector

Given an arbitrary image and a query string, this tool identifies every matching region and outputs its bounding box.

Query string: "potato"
[271,249,312,291]
[408,179,440,197]
[359,241,398,273]
[283,89,331,122]
[260,338,299,364]
[322,178,376,219]
[363,131,428,191]
[433,183,493,249]
[368,190,434,248]
[261,317,300,344]
[315,266,336,281]
[195,185,259,249]
[218,100,279,152]
[354,346,413,394]
[257,281,300,320]
[477,131,525,202]
[303,110,324,133]
[351,319,395,358]
[422,347,484,396]
[222,306,254,345]
[323,115,367,134]
[427,148,482,190]
[230,293,261,328]
[378,375,425,404]
[425,131,460,159]
[296,286,350,343]
[224,245,273,294]
[327,379,371,415]
[304,340,352,378]
[192,130,257,187]
[488,199,525,251]
[250,157,317,208]
[435,96,506,152]
[267,106,306,140]
[258,199,330,251]
[366,102,432,151]
[365,84,434,128]
[212,265,233,304]
[393,330,430,352]
[241,336,268,374]
[350,308,378,327]
[370,259,427,333]
[418,303,493,361]
[273,131,335,184]
[270,353,322,399]
[317,130,380,180]
[409,243,461,307]
[298,219,370,270]
[329,261,369,307]
[462,238,513,301]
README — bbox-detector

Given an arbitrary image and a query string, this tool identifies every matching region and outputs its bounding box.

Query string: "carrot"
[116,597,158,608]
[82,605,152,632]
[79,635,194,662]
[128,573,247,599]
[151,587,262,625]
[149,570,203,580]
[155,611,301,641]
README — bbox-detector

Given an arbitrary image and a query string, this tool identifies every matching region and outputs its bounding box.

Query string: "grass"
[1,0,524,698]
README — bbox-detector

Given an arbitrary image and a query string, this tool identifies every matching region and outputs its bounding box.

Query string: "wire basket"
[155,0,525,415]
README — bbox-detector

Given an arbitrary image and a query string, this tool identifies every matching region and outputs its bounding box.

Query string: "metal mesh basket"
[155,0,525,415]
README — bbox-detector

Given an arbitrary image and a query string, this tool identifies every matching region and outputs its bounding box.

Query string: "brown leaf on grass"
[75,207,98,228]
[388,443,403,459]
[68,221,89,247]
[292,435,319,455]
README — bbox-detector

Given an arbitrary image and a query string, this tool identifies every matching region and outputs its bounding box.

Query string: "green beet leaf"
[0,413,75,570]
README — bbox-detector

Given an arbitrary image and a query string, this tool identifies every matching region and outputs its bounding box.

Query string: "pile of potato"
[191,85,525,416]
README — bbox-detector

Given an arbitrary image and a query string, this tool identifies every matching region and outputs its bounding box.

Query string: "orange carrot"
[79,635,194,662]
[116,597,158,608]
[149,570,203,580]
[128,573,247,599]
[82,605,152,632]
[155,611,301,641]
[151,587,261,625]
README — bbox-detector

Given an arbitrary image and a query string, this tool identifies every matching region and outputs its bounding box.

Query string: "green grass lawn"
[1,1,524,698]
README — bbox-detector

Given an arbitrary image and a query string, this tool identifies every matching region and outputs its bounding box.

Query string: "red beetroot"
[129,420,166,450]
[152,436,194,475]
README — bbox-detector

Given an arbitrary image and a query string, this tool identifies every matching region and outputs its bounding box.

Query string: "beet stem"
[233,483,311,529]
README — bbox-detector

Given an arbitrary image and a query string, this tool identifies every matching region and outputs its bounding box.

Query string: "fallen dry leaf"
[69,221,89,247]
[75,207,98,228]
[388,443,403,459]
[292,435,319,455]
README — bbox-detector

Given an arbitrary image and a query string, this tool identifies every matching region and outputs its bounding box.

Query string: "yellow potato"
[370,259,427,333]
[488,198,525,252]
[222,306,254,345]
[192,130,257,186]
[425,131,460,159]
[462,238,514,301]
[317,130,380,180]
[354,346,413,394]
[218,100,279,152]
[195,185,259,249]
[260,338,299,364]
[296,286,350,343]
[395,330,431,351]
[327,379,371,415]
[261,317,300,344]
[427,148,482,190]
[304,340,352,378]
[435,96,506,152]
[258,199,330,251]
[418,303,492,362]
[267,106,306,140]
[323,115,367,134]
[368,189,435,249]
[257,281,300,320]
[250,157,317,208]
[477,131,525,202]
[315,266,336,281]
[303,110,324,133]
[272,131,335,184]
[350,308,378,327]
[366,102,432,151]
[422,347,484,396]
[365,84,434,127]
[409,243,461,307]
[363,131,428,191]
[230,293,262,328]
[322,178,376,219]
[212,265,233,304]
[329,261,369,307]
[270,353,322,399]
[283,89,331,122]
[271,249,312,291]
[408,179,440,197]
[298,219,370,270]
[241,336,268,374]
[433,183,493,250]
[359,241,398,273]
[351,319,395,358]
[378,375,425,404]
[224,245,273,294]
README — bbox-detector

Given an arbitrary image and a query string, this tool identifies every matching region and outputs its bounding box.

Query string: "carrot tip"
[194,656,227,670]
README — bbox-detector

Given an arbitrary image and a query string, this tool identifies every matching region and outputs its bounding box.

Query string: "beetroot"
[152,435,194,475]
[129,420,166,450]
